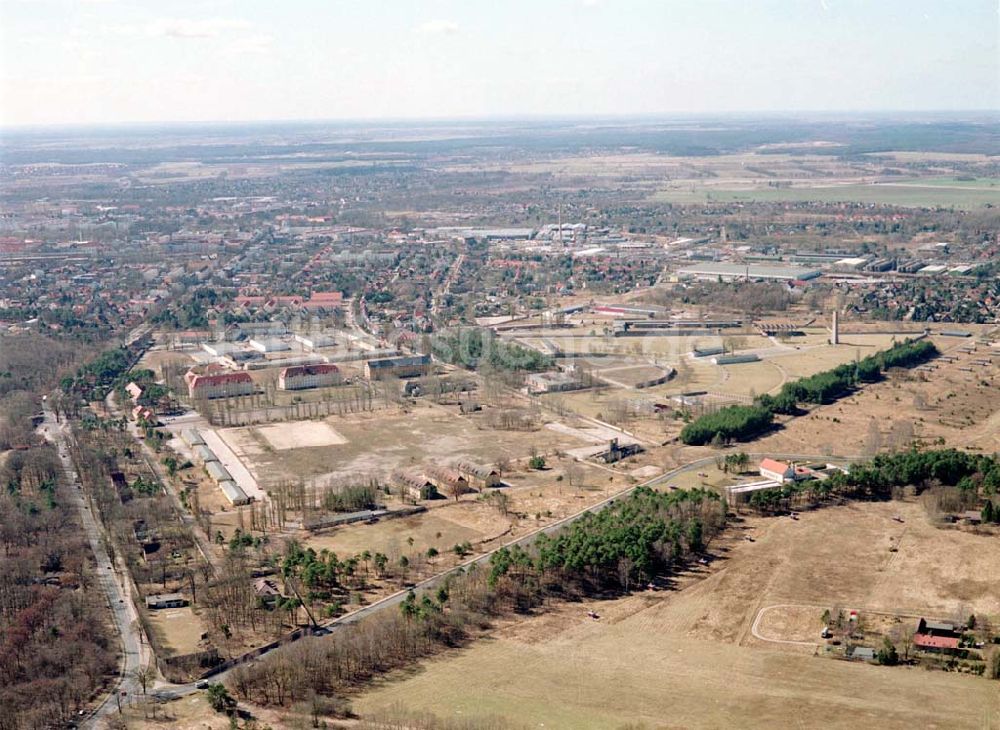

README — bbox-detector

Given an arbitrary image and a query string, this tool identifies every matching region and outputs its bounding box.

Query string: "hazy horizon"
[2,0,997,128]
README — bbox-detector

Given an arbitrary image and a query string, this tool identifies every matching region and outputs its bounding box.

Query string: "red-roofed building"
[278,364,342,391]
[185,370,255,399]
[302,291,343,311]
[759,458,795,483]
[913,634,960,653]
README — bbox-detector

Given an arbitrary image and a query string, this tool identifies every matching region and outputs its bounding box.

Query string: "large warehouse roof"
[677,262,822,281]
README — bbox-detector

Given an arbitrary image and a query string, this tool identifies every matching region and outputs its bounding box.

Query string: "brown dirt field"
[354,500,1000,728]
[304,502,501,560]
[144,607,208,657]
[229,402,590,485]
[753,603,824,643]
[752,334,1000,455]
[125,692,288,729]
[301,458,628,562]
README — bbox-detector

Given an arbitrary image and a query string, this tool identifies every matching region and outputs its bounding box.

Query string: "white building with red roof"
[185,370,255,399]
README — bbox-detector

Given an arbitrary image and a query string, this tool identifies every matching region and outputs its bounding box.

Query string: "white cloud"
[414,19,460,35]
[146,18,252,39]
[223,33,273,56]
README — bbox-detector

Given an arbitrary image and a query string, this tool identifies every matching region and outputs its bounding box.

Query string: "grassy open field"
[355,500,1000,728]
[650,180,1000,208]
[752,332,1000,455]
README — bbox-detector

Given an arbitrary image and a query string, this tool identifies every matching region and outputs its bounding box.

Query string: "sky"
[1,0,997,127]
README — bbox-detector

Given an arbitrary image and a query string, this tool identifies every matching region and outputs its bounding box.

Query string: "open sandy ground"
[354,500,1000,729]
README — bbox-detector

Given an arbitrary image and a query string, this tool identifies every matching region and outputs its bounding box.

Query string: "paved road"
[153,449,852,700]
[39,405,151,728]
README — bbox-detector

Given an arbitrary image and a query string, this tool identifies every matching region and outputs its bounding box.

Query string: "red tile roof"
[760,458,791,474]
[186,371,253,387]
[914,633,960,650]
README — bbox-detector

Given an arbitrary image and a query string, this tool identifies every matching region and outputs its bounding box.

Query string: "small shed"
[849,646,876,661]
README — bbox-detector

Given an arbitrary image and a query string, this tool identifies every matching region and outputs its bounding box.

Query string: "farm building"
[454,461,502,489]
[391,470,440,501]
[723,479,781,504]
[848,647,876,661]
[185,370,255,399]
[146,593,188,610]
[194,445,218,463]
[425,466,470,495]
[218,479,250,506]
[181,428,205,447]
[711,353,760,365]
[125,382,143,401]
[913,619,962,654]
[364,353,433,380]
[206,461,233,483]
[692,346,725,358]
[278,363,342,390]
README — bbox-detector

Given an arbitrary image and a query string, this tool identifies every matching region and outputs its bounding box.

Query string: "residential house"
[253,577,282,606]
[125,382,143,402]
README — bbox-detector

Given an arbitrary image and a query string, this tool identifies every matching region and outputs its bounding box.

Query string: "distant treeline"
[681,338,938,445]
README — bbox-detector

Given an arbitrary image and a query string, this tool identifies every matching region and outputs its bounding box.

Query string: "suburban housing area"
[1,111,998,730]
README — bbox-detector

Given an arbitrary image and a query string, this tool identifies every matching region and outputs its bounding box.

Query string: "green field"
[651,178,1000,208]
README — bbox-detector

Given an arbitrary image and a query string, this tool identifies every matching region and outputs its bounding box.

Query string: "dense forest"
[0,448,116,728]
[0,334,118,728]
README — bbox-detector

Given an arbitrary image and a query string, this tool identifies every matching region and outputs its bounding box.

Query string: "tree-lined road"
[39,405,151,728]
[153,449,852,700]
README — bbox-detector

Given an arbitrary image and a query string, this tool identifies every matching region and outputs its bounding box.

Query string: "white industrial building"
[294,333,337,350]
[249,337,291,353]
[677,263,821,282]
